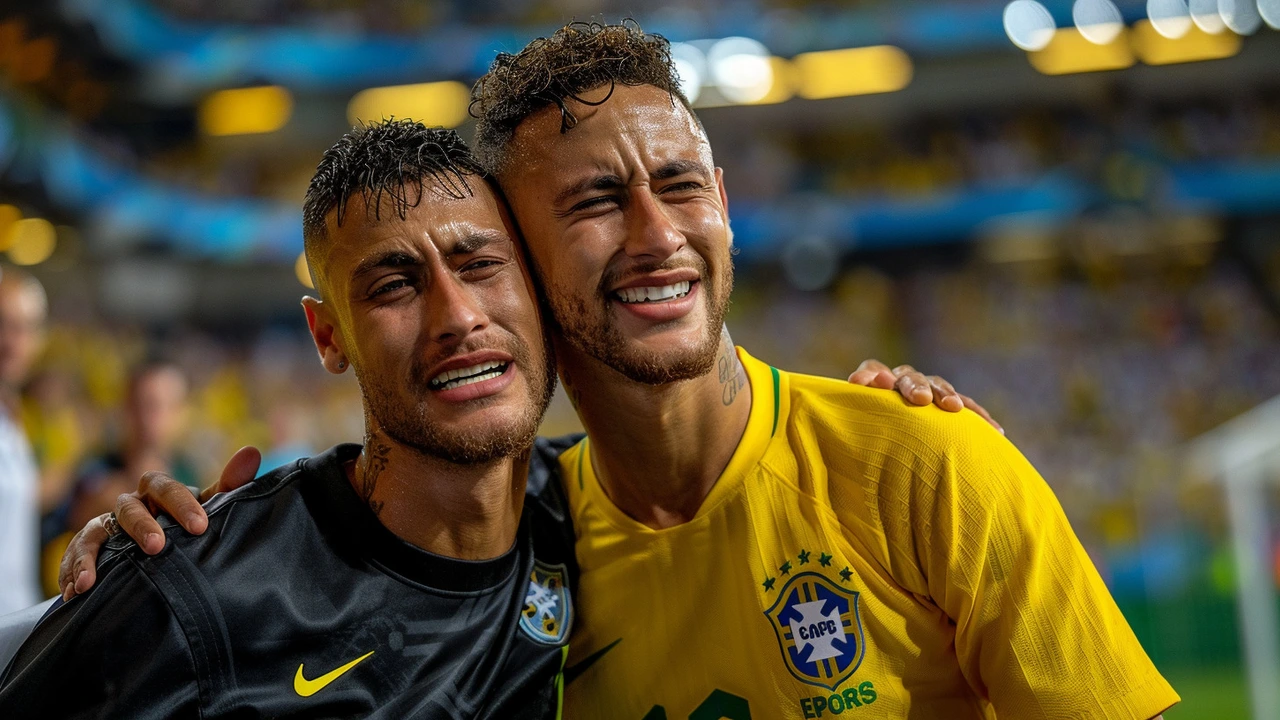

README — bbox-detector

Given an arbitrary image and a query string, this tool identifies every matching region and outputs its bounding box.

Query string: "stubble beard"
[542,257,734,386]
[356,333,557,465]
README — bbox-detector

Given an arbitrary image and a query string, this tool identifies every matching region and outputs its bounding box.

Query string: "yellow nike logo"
[293,650,375,697]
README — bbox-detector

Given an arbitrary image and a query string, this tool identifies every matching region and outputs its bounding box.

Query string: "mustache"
[598,256,709,295]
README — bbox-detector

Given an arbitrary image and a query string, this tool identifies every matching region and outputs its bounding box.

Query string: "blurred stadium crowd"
[15,239,1279,610]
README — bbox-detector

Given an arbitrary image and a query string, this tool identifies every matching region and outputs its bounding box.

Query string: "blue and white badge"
[520,560,572,645]
[764,572,866,691]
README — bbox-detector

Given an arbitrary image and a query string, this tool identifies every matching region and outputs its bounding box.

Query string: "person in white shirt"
[0,267,46,615]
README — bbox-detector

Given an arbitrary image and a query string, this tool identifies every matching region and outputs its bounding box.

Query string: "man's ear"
[715,167,733,247]
[302,296,348,374]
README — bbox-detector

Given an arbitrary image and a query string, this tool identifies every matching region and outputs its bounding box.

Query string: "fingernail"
[144,532,161,552]
[62,583,73,601]
[75,570,88,592]
[186,512,204,529]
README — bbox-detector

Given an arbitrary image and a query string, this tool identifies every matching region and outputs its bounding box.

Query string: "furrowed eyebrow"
[651,160,709,181]
[351,250,419,280]
[448,232,508,257]
[553,174,625,207]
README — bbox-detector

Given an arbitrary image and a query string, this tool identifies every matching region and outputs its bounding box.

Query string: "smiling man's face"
[499,83,735,385]
[307,181,554,463]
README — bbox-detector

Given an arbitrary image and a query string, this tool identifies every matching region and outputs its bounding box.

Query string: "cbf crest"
[520,560,572,645]
[764,572,865,691]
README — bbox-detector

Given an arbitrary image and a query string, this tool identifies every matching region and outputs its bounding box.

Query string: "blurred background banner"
[1,0,1278,717]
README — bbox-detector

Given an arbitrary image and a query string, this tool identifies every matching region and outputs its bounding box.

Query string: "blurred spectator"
[259,401,315,475]
[57,361,196,534]
[0,267,48,613]
[39,361,196,592]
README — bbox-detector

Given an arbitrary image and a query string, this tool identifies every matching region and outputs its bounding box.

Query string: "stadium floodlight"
[5,217,55,266]
[347,81,470,128]
[1147,0,1194,38]
[1188,0,1228,32]
[1074,0,1126,44]
[707,37,774,104]
[1003,0,1058,51]
[1261,0,1280,29]
[792,46,913,100]
[1027,27,1135,74]
[1217,0,1262,33]
[741,58,797,106]
[670,42,706,104]
[1131,18,1242,63]
[198,86,294,137]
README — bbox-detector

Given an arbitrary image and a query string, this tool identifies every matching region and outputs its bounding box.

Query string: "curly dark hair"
[302,120,486,279]
[469,20,693,174]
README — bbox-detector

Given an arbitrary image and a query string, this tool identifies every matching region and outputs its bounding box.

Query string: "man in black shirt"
[0,122,575,719]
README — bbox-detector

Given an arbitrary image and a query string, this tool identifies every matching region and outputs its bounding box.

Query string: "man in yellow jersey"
[55,21,1176,720]
[464,22,1177,719]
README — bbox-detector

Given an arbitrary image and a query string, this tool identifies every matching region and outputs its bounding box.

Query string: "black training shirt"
[0,438,580,719]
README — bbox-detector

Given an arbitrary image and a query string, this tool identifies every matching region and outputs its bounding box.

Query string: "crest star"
[763,576,776,591]
[798,550,811,564]
[779,561,792,575]
[818,552,833,567]
[840,567,853,582]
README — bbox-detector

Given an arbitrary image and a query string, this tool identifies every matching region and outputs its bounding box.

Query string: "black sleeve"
[0,553,202,720]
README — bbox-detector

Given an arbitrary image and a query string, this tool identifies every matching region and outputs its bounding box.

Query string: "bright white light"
[707,37,774,104]
[1189,0,1227,32]
[670,42,706,104]
[1148,0,1193,38]
[1260,0,1280,29]
[1074,0,1125,44]
[1218,0,1261,33]
[1003,0,1058,51]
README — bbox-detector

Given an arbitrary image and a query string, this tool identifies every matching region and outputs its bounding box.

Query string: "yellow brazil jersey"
[559,348,1178,720]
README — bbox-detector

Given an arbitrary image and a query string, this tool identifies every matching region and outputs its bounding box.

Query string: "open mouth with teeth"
[613,281,693,304]
[428,361,510,391]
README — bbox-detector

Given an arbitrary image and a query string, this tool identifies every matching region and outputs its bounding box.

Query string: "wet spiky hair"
[469,20,692,174]
[302,120,487,273]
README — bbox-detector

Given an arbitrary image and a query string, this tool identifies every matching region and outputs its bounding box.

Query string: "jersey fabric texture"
[560,348,1179,720]
[0,439,579,720]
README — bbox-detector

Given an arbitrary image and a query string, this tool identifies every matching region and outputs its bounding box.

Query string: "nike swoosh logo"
[294,650,375,697]
[563,638,621,685]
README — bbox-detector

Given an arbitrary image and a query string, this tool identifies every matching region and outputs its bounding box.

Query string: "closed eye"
[660,182,708,196]
[369,277,411,297]
[569,195,621,214]
[462,259,505,274]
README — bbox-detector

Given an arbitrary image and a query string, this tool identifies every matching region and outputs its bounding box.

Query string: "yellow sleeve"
[907,412,1179,718]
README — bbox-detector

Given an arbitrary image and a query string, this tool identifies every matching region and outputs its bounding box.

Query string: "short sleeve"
[0,554,202,720]
[919,414,1179,718]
